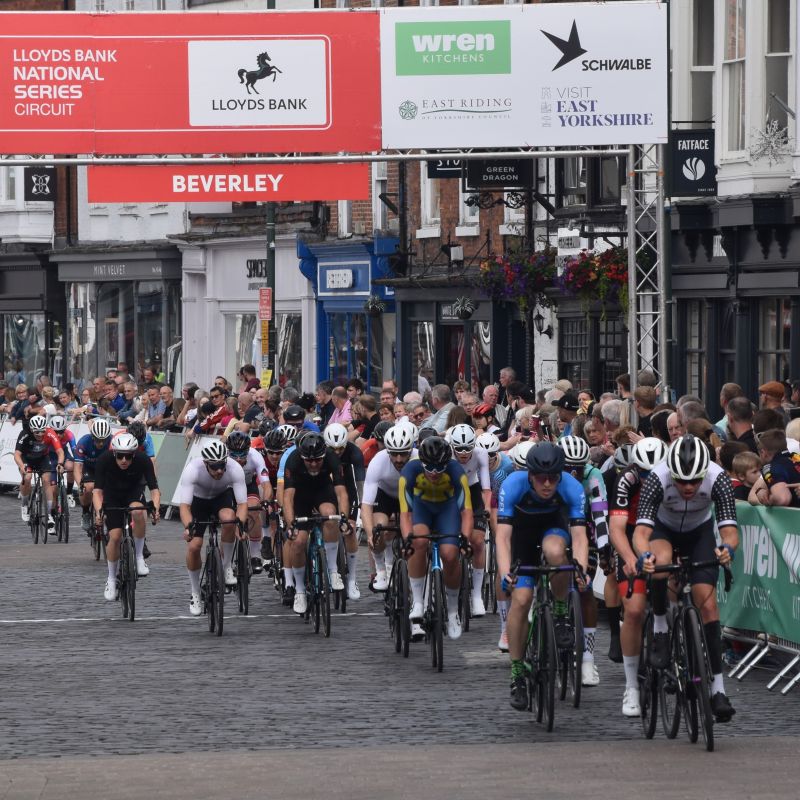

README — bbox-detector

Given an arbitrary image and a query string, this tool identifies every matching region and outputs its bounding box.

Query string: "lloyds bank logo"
[395,21,511,76]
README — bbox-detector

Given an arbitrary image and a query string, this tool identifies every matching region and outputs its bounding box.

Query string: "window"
[372,161,388,232]
[685,300,707,397]
[560,157,586,207]
[3,314,47,387]
[560,317,589,389]
[0,164,16,203]
[758,298,791,384]
[723,0,746,152]
[125,0,135,10]
[765,0,791,132]
[599,316,626,393]
[95,0,105,10]
[277,313,302,388]
[459,182,479,228]
[690,0,714,125]
[556,157,621,210]
[337,200,351,237]
[230,314,257,385]
[594,157,623,206]
[411,320,435,394]
[420,164,440,228]
[155,0,167,9]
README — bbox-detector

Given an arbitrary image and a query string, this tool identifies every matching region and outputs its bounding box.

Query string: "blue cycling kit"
[74,434,111,474]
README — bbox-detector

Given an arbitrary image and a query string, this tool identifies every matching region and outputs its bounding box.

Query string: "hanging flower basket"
[453,296,475,320]
[475,246,556,313]
[363,295,385,318]
[557,246,629,317]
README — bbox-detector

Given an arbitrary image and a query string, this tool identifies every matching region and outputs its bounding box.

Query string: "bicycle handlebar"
[624,559,733,599]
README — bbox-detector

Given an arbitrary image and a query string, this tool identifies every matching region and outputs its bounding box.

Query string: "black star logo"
[541,20,587,71]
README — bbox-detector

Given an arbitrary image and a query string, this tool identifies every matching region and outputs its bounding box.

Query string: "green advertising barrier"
[153,432,196,509]
[718,503,800,646]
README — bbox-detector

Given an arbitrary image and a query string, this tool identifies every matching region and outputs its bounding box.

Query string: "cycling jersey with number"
[74,434,111,471]
[16,429,62,463]
[362,449,418,505]
[174,457,248,504]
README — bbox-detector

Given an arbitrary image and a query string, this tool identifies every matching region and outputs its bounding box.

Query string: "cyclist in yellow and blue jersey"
[399,435,473,642]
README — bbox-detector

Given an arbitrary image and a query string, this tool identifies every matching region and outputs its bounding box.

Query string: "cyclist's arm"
[73,459,84,484]
[361,502,375,541]
[570,522,589,573]
[585,468,610,547]
[398,472,412,539]
[335,484,350,519]
[710,472,739,555]
[610,512,638,575]
[632,471,663,555]
[496,521,512,582]
[179,503,193,531]
[14,448,25,473]
[749,475,769,505]
[457,471,474,538]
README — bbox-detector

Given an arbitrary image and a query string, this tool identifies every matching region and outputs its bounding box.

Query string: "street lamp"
[533,309,553,339]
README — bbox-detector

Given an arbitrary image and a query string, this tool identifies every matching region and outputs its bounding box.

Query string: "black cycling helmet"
[419,435,451,471]
[258,418,276,438]
[417,427,437,444]
[283,404,305,424]
[264,428,287,451]
[372,420,394,444]
[127,420,146,445]
[298,431,326,460]
[227,431,250,456]
[526,441,566,475]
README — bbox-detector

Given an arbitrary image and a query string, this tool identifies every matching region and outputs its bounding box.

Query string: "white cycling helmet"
[666,434,709,482]
[475,432,500,455]
[277,423,298,444]
[396,418,419,443]
[200,440,228,463]
[323,422,348,449]
[91,417,111,440]
[558,435,590,466]
[613,444,633,470]
[29,415,47,432]
[511,440,535,469]
[49,414,67,433]
[111,432,139,453]
[449,423,476,451]
[384,425,414,453]
[632,437,669,471]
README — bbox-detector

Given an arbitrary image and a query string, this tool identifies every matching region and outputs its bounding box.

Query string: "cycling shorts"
[373,488,400,518]
[510,508,571,589]
[293,484,338,530]
[190,488,236,537]
[104,489,147,532]
[469,483,487,531]
[648,516,719,586]
[410,497,462,546]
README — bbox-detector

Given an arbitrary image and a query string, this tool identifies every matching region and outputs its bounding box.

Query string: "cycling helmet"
[49,414,67,433]
[666,434,709,481]
[526,441,566,475]
[298,432,326,460]
[201,440,228,463]
[558,435,590,466]
[384,425,414,453]
[396,417,419,438]
[258,418,276,438]
[111,432,138,453]
[277,423,298,444]
[417,427,437,444]
[127,420,146,445]
[283,404,305,424]
[29,415,48,433]
[227,431,250,457]
[449,423,476,451]
[511,440,535,469]
[476,431,500,455]
[372,420,394,444]
[323,423,348,449]
[632,437,669,471]
[264,428,287,452]
[419,436,451,472]
[91,417,111,440]
[613,444,633,470]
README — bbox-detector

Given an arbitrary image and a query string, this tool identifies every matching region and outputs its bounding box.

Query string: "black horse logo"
[237,51,282,95]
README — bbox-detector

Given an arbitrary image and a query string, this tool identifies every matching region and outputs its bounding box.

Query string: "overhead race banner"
[0,11,380,154]
[87,163,370,202]
[718,503,800,646]
[380,2,668,149]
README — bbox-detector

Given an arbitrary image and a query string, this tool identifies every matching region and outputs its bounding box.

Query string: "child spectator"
[731,451,762,501]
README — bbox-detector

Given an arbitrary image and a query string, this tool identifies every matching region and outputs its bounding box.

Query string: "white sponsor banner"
[380,2,667,149]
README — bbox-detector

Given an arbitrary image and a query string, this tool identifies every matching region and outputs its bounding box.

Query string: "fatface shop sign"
[669,129,717,197]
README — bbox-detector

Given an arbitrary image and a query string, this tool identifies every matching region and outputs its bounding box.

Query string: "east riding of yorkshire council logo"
[395,21,511,76]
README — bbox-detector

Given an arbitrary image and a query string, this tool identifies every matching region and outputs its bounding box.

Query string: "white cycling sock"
[324,541,339,574]
[410,577,425,608]
[712,673,725,695]
[47,501,53,514]
[249,539,261,559]
[347,551,358,580]
[283,567,295,588]
[188,568,201,596]
[583,627,596,661]
[653,614,668,634]
[623,655,639,690]
[20,494,27,507]
[373,549,386,573]
[221,541,234,569]
[472,568,485,598]
[445,586,460,615]
[498,599,509,630]
[293,567,307,593]
[262,526,270,541]
[107,560,118,582]
[134,537,145,559]
[385,547,395,573]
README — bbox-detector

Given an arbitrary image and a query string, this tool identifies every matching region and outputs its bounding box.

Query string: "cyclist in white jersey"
[176,441,249,617]
[448,424,491,617]
[361,425,417,592]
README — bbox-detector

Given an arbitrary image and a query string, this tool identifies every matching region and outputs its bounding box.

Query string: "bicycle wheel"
[124,537,137,622]
[272,531,285,595]
[533,605,557,731]
[119,538,130,619]
[431,569,445,672]
[686,606,714,752]
[212,547,225,636]
[568,590,584,708]
[659,616,682,739]
[29,488,39,545]
[482,533,497,614]
[396,559,412,658]
[37,482,48,544]
[336,537,348,614]
[638,612,659,739]
[676,616,698,743]
[93,526,101,560]
[59,482,70,544]
[236,539,250,615]
[319,546,331,638]
[458,555,471,633]
[387,564,401,653]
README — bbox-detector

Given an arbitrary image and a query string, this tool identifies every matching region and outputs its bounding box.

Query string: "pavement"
[1,491,798,799]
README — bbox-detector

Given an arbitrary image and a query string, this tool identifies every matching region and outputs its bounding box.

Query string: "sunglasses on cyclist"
[453,445,474,454]
[206,461,227,472]
[115,452,134,462]
[532,473,560,484]
[266,450,283,456]
[303,456,324,464]
[423,463,447,474]
[675,477,702,486]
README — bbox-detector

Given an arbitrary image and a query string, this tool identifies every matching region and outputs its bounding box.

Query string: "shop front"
[53,246,181,387]
[0,249,65,386]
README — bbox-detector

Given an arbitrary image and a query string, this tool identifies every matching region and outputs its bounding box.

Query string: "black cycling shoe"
[608,636,623,664]
[711,692,736,723]
[260,538,273,564]
[510,676,529,711]
[554,617,574,650]
[282,586,295,607]
[250,557,263,575]
[648,632,670,669]
[142,540,151,560]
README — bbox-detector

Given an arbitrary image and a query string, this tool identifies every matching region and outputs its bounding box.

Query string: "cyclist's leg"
[580,565,600,684]
[618,553,647,711]
[218,504,238,584]
[245,491,263,568]
[103,501,126,598]
[185,497,210,605]
[128,499,149,573]
[604,568,623,661]
[19,468,32,509]
[646,522,675,667]
[541,529,570,599]
[319,499,342,585]
[468,485,486,603]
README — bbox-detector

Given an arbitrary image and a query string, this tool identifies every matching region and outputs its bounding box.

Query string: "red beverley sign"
[87,163,369,203]
[0,12,380,154]
[259,288,272,322]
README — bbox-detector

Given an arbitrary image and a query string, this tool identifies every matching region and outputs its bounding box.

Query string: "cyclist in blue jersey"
[74,417,113,532]
[398,436,473,641]
[496,442,589,711]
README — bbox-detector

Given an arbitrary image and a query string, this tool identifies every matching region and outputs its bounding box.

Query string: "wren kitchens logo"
[395,21,511,76]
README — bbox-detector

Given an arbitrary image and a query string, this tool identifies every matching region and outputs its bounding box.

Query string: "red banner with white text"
[0,11,380,154]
